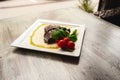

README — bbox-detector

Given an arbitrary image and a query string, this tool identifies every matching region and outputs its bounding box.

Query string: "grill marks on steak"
[44,25,60,44]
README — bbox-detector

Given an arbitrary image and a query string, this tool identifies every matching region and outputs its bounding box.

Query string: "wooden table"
[0,6,120,80]
[0,0,75,19]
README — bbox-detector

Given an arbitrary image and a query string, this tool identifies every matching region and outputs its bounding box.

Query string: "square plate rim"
[11,19,86,57]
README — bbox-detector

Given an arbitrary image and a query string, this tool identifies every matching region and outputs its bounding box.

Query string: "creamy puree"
[30,24,73,49]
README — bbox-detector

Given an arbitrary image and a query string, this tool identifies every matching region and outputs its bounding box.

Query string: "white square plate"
[11,19,85,57]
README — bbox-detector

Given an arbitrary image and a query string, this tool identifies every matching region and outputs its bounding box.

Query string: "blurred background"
[0,0,76,19]
[0,0,119,26]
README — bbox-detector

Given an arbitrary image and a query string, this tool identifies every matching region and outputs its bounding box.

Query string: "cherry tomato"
[67,41,75,49]
[57,40,67,48]
[63,38,70,43]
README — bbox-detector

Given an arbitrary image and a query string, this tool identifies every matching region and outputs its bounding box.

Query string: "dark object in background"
[0,0,9,1]
[95,0,120,26]
[98,0,120,11]
[105,15,120,26]
[94,7,120,18]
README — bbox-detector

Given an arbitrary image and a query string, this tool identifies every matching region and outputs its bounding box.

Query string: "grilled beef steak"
[44,25,60,44]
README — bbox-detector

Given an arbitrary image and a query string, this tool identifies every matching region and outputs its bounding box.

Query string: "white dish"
[11,19,85,57]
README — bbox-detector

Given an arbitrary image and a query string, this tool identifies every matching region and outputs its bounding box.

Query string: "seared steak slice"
[44,25,60,44]
[44,25,60,33]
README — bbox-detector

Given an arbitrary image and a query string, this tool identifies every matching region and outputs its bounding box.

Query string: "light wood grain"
[0,6,120,80]
[0,0,75,19]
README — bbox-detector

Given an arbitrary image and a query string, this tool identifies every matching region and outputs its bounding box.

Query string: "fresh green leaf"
[52,30,61,40]
[71,29,77,35]
[69,29,77,42]
[59,29,67,37]
[52,28,68,40]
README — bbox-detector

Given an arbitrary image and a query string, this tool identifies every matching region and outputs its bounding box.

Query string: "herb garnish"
[52,27,77,42]
[68,29,77,42]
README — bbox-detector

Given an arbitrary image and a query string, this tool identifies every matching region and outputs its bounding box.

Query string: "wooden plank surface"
[0,6,120,80]
[0,0,75,19]
[0,0,74,8]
